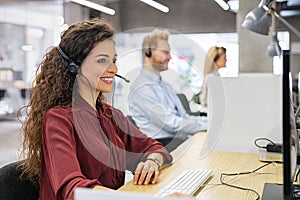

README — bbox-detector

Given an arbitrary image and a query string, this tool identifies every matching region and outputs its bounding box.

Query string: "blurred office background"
[0,0,300,167]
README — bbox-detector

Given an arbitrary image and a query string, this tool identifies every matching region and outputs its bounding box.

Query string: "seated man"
[128,29,207,152]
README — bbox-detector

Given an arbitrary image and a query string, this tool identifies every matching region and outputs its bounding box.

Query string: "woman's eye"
[112,58,117,63]
[98,58,108,64]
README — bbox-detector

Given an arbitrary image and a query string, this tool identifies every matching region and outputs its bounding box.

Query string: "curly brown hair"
[19,18,115,182]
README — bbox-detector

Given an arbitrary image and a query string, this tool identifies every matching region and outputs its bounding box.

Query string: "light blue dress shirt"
[128,69,207,139]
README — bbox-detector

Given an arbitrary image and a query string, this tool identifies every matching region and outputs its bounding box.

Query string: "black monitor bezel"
[282,49,293,198]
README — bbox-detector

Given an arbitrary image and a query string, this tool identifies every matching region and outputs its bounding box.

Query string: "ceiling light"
[215,0,230,11]
[227,0,239,12]
[280,10,300,17]
[287,0,300,7]
[70,0,115,15]
[140,0,169,13]
[22,45,34,51]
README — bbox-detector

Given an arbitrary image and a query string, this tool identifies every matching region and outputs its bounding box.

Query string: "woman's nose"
[108,61,118,74]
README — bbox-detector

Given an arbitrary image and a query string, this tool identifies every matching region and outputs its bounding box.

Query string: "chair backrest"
[176,93,192,113]
[0,160,39,200]
[176,93,206,116]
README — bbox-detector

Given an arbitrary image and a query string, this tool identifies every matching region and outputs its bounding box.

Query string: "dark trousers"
[156,137,187,152]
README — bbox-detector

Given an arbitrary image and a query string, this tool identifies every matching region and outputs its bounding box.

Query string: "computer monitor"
[283,50,299,199]
[262,50,299,200]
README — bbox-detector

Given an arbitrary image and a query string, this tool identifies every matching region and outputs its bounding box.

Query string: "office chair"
[0,160,39,200]
[176,93,207,117]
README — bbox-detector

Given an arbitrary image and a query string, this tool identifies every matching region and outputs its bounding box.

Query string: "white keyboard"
[154,169,213,197]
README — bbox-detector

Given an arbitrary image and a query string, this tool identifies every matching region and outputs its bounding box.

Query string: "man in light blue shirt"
[128,29,207,152]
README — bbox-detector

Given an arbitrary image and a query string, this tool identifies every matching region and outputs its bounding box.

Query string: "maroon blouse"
[39,97,172,200]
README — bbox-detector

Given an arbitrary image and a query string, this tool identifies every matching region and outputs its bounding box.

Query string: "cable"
[220,162,277,200]
[254,138,283,153]
[254,138,277,149]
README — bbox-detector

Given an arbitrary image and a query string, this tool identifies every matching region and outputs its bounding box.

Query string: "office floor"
[0,119,23,168]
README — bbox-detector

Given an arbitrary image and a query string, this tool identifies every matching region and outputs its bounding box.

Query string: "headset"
[145,37,152,58]
[213,46,220,62]
[57,46,80,75]
[145,47,152,58]
[213,46,226,62]
[57,45,130,83]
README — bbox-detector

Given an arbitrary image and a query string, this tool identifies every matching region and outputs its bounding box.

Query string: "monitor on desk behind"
[262,50,299,200]
[200,73,282,157]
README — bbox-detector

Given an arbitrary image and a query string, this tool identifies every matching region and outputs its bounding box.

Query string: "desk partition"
[206,73,282,153]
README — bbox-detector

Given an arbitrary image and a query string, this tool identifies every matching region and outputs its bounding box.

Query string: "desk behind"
[119,132,283,200]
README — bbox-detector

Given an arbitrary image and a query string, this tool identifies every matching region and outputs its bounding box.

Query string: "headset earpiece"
[145,48,152,58]
[57,46,80,75]
[145,38,152,58]
[68,63,80,75]
[213,54,220,62]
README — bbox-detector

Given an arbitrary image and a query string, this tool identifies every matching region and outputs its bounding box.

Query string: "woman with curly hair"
[19,18,173,200]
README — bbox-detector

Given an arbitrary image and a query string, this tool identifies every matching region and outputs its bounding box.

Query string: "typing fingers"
[149,163,159,184]
[133,161,159,185]
[144,161,160,184]
[133,162,144,184]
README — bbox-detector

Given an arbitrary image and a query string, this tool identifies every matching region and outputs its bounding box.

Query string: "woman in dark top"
[19,18,172,200]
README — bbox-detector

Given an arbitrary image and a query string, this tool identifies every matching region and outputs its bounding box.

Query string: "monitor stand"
[262,183,300,200]
[262,183,283,200]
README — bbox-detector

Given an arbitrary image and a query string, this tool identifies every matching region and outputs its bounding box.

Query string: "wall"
[104,0,236,33]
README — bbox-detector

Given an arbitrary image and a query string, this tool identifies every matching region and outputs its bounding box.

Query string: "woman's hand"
[133,159,160,185]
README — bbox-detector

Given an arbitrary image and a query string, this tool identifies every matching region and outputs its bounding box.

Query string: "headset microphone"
[115,74,130,83]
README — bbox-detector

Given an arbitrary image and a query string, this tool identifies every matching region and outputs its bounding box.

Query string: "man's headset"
[56,46,130,82]
[145,37,152,58]
[145,47,152,58]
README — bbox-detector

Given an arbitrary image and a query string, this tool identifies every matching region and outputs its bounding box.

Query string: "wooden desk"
[119,132,283,199]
